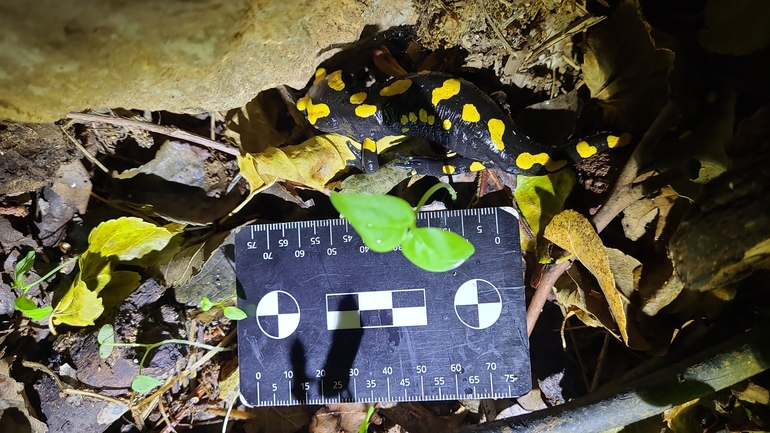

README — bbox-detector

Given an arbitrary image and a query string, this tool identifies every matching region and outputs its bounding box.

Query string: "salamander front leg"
[344,138,380,174]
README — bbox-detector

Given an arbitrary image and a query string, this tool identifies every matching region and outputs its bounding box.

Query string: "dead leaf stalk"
[61,124,110,173]
[22,360,130,407]
[66,112,241,157]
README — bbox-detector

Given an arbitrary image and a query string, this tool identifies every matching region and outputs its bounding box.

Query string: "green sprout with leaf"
[329,182,475,272]
[12,251,78,321]
[200,296,247,321]
[97,323,230,393]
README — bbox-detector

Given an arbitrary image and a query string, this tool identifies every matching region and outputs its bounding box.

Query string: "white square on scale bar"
[392,307,427,326]
[358,291,393,310]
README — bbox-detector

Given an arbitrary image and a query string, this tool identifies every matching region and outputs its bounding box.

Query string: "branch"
[66,112,241,157]
[453,322,770,433]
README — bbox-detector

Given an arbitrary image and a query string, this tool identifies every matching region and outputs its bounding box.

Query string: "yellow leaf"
[253,134,353,191]
[514,170,576,257]
[51,279,104,327]
[544,210,629,344]
[78,251,112,293]
[100,271,142,311]
[237,153,267,194]
[88,217,178,261]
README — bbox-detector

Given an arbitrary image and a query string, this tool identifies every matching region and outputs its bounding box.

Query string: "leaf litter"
[1,0,770,432]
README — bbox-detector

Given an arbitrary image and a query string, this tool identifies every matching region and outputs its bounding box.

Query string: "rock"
[0,0,416,122]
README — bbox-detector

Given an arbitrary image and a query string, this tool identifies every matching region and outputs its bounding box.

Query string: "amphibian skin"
[297,68,630,176]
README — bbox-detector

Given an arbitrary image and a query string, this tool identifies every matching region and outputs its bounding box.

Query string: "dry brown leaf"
[606,248,642,298]
[544,210,629,344]
[310,403,377,433]
[0,357,47,433]
[621,186,682,242]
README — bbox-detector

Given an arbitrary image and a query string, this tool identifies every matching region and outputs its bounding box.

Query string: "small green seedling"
[330,183,475,272]
[12,251,77,320]
[359,405,376,433]
[200,296,247,321]
[97,323,230,393]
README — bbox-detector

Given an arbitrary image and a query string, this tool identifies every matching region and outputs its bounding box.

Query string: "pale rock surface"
[0,0,415,122]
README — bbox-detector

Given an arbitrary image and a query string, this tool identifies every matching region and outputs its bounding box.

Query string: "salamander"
[296,68,631,176]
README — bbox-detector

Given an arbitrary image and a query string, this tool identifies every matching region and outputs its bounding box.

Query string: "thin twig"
[22,360,130,407]
[135,329,236,414]
[590,332,611,391]
[66,112,240,157]
[61,125,109,173]
[482,7,517,58]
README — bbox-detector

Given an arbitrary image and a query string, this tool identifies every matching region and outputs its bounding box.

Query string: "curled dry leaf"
[544,210,629,344]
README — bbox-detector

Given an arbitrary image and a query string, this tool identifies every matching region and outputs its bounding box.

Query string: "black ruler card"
[236,207,531,406]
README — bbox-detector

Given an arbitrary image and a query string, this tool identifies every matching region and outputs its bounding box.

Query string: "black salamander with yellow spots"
[297,69,630,176]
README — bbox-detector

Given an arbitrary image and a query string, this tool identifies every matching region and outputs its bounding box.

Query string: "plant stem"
[415,182,457,212]
[24,256,79,292]
[105,340,230,353]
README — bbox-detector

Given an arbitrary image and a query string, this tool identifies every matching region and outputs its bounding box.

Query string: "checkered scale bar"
[325,289,427,330]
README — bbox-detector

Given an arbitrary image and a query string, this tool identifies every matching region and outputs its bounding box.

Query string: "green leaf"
[25,306,53,321]
[97,324,116,359]
[200,296,214,311]
[14,296,37,312]
[330,192,414,252]
[131,375,162,393]
[88,217,178,261]
[222,305,247,320]
[97,324,115,344]
[13,251,36,289]
[15,295,53,321]
[401,227,475,272]
[359,405,375,433]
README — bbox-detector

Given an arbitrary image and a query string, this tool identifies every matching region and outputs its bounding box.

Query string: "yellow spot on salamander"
[296,95,309,111]
[402,127,409,133]
[516,152,568,172]
[418,70,432,75]
[327,70,345,91]
[362,138,376,152]
[608,133,632,148]
[380,79,413,97]
[349,92,367,105]
[419,109,428,123]
[428,115,435,125]
[576,140,597,159]
[487,118,505,151]
[298,96,330,125]
[462,104,481,122]
[409,112,418,122]
[469,161,486,171]
[442,165,456,174]
[431,78,461,106]
[400,115,409,125]
[442,119,452,130]
[313,68,327,85]
[355,104,378,118]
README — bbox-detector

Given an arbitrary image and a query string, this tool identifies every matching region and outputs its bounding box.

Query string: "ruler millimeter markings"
[236,207,531,406]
